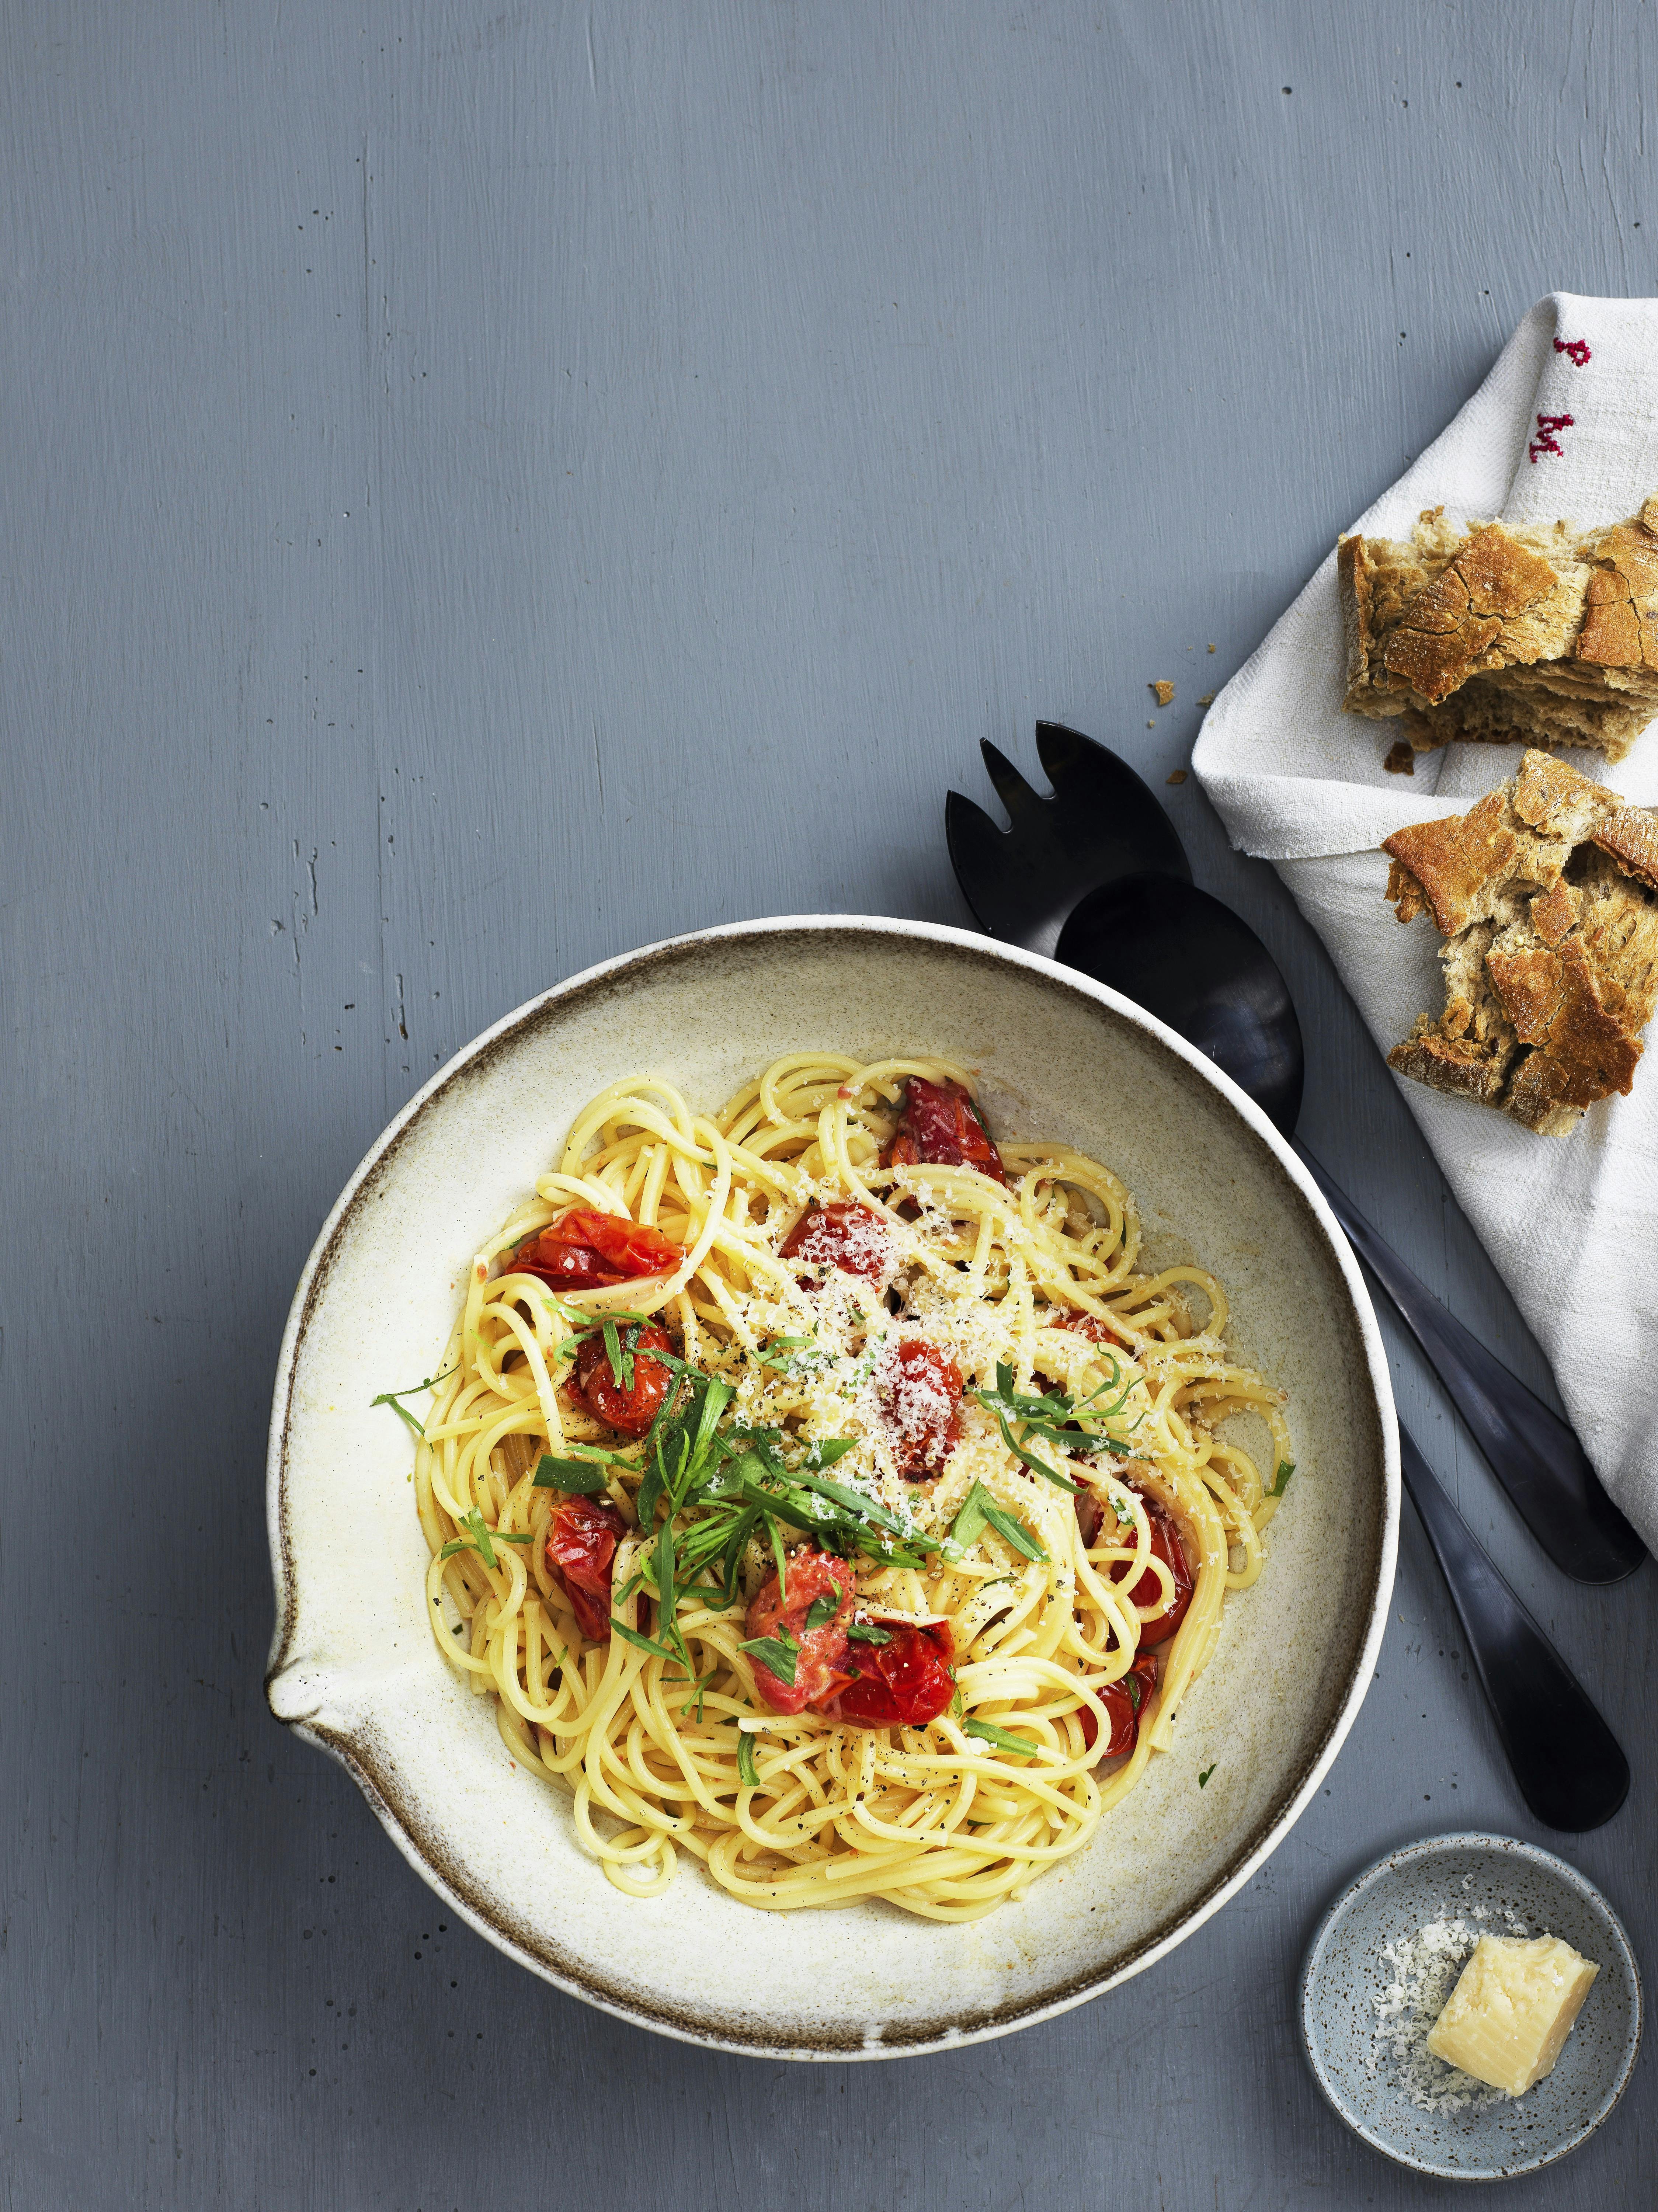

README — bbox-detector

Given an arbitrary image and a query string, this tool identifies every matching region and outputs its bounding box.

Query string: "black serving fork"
[947,726,1644,1590]
[945,722,1190,957]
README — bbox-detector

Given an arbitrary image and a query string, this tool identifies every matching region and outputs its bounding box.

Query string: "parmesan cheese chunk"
[1425,1934,1599,2096]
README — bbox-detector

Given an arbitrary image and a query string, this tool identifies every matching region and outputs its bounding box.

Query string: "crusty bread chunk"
[1339,498,1658,764]
[1383,750,1658,1135]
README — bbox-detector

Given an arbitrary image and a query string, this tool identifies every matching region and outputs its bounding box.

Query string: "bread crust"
[1339,499,1658,764]
[1381,752,1658,1136]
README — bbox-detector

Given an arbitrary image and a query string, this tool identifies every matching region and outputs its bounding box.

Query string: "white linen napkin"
[1192,293,1658,1550]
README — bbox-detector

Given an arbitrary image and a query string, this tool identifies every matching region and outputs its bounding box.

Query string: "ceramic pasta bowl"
[266,916,1398,2058]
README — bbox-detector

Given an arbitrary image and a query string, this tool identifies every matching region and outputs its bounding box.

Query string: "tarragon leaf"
[972,1394,1081,1493]
[961,1717,1038,1756]
[802,1438,856,1471]
[719,1506,760,1606]
[601,1316,632,1391]
[738,1632,800,1685]
[438,1507,534,1568]
[371,1366,456,1440]
[532,1453,612,1495]
[611,1618,682,1664]
[789,1468,917,1539]
[948,1480,1047,1562]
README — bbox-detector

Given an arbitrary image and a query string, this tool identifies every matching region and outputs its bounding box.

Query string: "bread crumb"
[1207,643,1217,653]
[1197,692,1215,706]
[1167,769,1188,786]
[1147,720,1155,729]
[1384,741,1417,775]
[1150,680,1175,706]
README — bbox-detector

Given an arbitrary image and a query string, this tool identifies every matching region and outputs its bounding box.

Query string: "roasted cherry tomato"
[1078,1651,1159,1759]
[546,1496,626,1642]
[882,1076,1007,1186]
[1106,1486,1194,1647]
[1052,1309,1126,1351]
[744,1551,857,1715]
[877,1337,964,1481]
[778,1199,893,1283]
[573,1324,675,1438]
[818,1616,957,1728]
[511,1208,684,1291]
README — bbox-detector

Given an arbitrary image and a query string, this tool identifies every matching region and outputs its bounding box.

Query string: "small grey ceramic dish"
[266,915,1399,2058]
[1301,1832,1641,2180]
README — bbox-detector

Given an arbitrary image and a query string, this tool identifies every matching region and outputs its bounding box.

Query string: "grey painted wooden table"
[5,4,1653,2205]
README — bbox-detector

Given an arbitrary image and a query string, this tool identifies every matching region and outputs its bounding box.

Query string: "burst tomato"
[777,1199,894,1283]
[744,1551,858,1715]
[573,1324,675,1438]
[1052,1309,1126,1351]
[546,1496,625,1642]
[1079,1651,1160,1759]
[1107,1486,1194,1647]
[878,1337,963,1481]
[818,1616,956,1728]
[882,1075,1007,1185]
[511,1208,684,1291]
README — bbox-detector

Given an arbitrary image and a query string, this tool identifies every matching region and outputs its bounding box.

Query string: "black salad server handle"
[1297,1142,1646,1586]
[1398,1425,1630,1832]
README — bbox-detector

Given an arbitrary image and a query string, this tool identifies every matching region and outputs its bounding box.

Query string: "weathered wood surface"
[4,3,1652,2205]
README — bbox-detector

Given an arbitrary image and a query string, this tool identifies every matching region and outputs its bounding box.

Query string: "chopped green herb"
[1268,1460,1296,1498]
[371,1367,457,1440]
[803,1437,856,1471]
[846,1620,893,1645]
[948,1480,1047,1562]
[803,1591,842,1633]
[1198,1763,1216,1788]
[610,1618,682,1664]
[736,1732,760,1787]
[788,1467,919,1541]
[682,1670,718,1724]
[962,1717,1038,1756]
[531,1452,612,1495]
[738,1632,800,1685]
[600,1316,635,1391]
[652,1512,688,1666]
[438,1507,534,1569]
[970,1357,1144,1488]
[758,1332,830,1377]
[762,1510,789,1601]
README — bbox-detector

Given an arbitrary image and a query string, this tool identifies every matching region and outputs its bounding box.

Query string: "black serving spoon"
[950,730,1644,1590]
[1054,874,1629,1832]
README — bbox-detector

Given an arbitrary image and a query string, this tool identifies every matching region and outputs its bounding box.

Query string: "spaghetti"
[406,1054,1292,1920]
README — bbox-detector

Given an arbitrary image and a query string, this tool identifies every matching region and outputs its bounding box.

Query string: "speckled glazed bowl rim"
[1299,1829,1643,2179]
[267,914,1400,2059]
